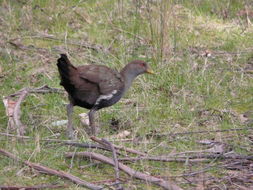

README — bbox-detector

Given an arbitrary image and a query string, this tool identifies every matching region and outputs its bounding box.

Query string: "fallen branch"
[65,151,183,190]
[0,184,67,190]
[0,148,103,190]
[91,136,146,156]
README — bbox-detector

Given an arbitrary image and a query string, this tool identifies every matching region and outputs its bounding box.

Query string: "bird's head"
[125,60,154,76]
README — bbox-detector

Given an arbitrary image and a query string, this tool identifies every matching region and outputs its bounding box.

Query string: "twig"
[13,89,28,136]
[117,153,253,162]
[63,142,121,155]
[0,132,30,139]
[25,35,108,53]
[102,139,123,190]
[221,160,253,170]
[113,27,146,42]
[30,85,64,93]
[0,148,103,190]
[150,127,253,137]
[117,157,208,163]
[90,136,146,156]
[68,152,252,163]
[178,164,217,177]
[0,184,67,190]
[7,85,63,98]
[8,40,50,54]
[65,151,183,190]
[183,153,253,161]
[0,132,84,144]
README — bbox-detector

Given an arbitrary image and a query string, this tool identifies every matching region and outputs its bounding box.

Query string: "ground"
[0,0,252,189]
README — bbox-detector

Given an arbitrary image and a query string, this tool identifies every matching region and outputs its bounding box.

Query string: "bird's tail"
[57,54,76,87]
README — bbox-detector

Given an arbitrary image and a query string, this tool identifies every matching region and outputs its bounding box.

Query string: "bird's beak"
[146,67,154,74]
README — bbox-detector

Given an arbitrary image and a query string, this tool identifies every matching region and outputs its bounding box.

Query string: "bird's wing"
[72,77,100,105]
[78,65,124,95]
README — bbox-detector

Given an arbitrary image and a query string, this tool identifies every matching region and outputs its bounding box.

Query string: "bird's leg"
[66,103,75,139]
[88,109,99,135]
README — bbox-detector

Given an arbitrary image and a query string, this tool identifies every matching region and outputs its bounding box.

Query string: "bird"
[57,54,154,138]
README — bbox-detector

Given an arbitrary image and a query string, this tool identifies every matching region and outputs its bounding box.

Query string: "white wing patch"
[95,90,117,105]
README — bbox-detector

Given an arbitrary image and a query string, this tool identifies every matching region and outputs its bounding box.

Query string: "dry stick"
[175,163,218,178]
[9,40,49,54]
[0,148,103,190]
[187,153,253,161]
[29,85,64,94]
[92,178,124,185]
[102,139,123,190]
[222,160,253,171]
[0,184,67,190]
[64,142,112,151]
[63,142,127,156]
[67,151,253,163]
[0,132,83,144]
[27,35,107,53]
[7,85,63,98]
[0,133,123,155]
[120,152,253,162]
[13,89,28,136]
[90,136,146,156]
[65,152,183,190]
[152,127,253,137]
[161,151,253,161]
[118,157,208,163]
[66,152,207,163]
[113,27,145,42]
[0,132,30,139]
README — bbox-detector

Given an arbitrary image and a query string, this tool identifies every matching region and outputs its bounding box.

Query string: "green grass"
[0,0,252,189]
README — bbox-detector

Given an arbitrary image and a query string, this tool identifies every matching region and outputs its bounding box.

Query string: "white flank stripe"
[95,90,117,105]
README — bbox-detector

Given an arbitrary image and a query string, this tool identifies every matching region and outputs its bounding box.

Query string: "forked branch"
[65,151,183,190]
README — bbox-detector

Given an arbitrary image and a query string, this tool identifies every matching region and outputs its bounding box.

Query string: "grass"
[0,0,252,189]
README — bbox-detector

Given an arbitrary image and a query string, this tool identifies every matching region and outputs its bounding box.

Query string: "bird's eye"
[141,63,146,67]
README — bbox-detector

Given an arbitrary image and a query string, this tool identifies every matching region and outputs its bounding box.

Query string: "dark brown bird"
[57,54,153,138]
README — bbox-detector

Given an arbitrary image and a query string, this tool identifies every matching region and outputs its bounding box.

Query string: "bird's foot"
[66,127,77,140]
[92,126,100,136]
[85,125,100,136]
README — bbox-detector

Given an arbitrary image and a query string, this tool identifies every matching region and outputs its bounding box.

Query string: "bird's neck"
[120,66,139,93]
